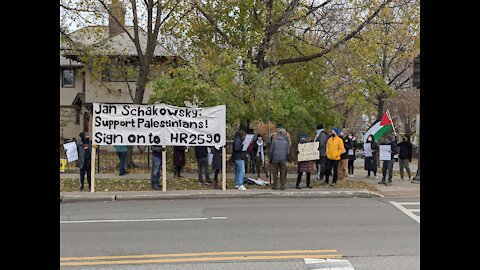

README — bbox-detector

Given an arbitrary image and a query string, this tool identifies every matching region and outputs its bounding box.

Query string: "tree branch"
[266,0,392,68]
[190,0,237,48]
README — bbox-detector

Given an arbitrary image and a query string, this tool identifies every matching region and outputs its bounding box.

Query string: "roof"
[64,26,177,57]
[60,53,83,67]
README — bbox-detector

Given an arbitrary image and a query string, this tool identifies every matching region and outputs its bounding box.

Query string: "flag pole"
[386,109,397,136]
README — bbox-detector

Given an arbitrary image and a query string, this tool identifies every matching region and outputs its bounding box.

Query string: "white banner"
[297,142,319,162]
[92,103,226,146]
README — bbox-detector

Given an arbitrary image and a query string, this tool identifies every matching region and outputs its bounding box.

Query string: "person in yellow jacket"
[322,128,345,187]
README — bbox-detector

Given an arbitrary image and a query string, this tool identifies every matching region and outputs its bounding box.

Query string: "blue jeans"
[235,159,245,187]
[117,152,127,174]
[151,155,162,188]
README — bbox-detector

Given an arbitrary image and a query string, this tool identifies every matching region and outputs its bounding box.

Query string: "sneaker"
[238,185,247,191]
[349,174,354,178]
[235,185,239,189]
[306,185,313,189]
[295,186,301,189]
[366,175,370,178]
[378,181,386,184]
[385,182,392,186]
[330,183,336,188]
[400,177,404,181]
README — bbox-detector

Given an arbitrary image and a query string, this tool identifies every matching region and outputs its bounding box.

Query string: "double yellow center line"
[60,249,341,266]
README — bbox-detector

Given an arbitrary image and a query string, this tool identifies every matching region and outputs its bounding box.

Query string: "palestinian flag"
[363,112,392,142]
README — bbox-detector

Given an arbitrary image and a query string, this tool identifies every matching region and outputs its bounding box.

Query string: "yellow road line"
[61,249,338,261]
[60,254,342,266]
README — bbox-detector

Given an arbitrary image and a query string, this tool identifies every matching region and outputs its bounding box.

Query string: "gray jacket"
[314,129,327,157]
[269,134,290,162]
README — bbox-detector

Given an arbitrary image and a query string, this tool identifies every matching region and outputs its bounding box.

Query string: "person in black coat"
[364,134,379,178]
[346,134,356,177]
[211,146,222,189]
[397,135,413,180]
[195,146,211,186]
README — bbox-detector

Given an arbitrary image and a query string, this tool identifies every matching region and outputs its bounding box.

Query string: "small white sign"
[242,134,255,151]
[363,143,372,157]
[380,145,392,161]
[63,142,78,162]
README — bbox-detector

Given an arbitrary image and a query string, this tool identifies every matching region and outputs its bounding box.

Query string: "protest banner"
[92,103,226,146]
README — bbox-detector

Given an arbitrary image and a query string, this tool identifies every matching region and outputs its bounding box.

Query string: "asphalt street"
[60,197,419,269]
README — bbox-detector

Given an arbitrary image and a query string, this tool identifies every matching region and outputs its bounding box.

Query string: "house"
[60,0,179,144]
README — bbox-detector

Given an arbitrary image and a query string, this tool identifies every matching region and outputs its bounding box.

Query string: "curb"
[60,190,380,203]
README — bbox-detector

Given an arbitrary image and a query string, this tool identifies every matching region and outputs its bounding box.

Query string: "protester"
[364,134,379,178]
[295,136,313,189]
[347,134,356,177]
[397,135,413,181]
[151,145,165,190]
[324,128,344,188]
[379,134,398,186]
[211,146,222,189]
[114,145,128,176]
[254,134,269,178]
[269,130,290,190]
[173,146,187,178]
[313,124,328,181]
[195,146,211,186]
[233,130,247,190]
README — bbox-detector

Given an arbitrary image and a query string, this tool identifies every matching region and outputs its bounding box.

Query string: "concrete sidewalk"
[60,169,419,203]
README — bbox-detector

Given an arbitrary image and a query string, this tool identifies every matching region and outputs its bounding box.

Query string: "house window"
[62,68,75,87]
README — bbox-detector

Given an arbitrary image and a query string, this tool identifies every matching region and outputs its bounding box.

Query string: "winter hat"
[332,128,339,135]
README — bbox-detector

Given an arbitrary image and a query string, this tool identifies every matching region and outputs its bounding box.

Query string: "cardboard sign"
[297,142,319,162]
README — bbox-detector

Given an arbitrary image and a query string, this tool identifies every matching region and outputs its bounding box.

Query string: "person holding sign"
[173,146,187,178]
[324,128,344,188]
[151,145,165,190]
[379,135,398,186]
[114,145,128,176]
[295,136,313,189]
[347,134,356,177]
[195,146,212,186]
[364,134,379,178]
[76,132,92,192]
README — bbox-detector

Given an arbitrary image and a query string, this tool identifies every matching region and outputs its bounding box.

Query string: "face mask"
[367,138,372,142]
[349,136,353,139]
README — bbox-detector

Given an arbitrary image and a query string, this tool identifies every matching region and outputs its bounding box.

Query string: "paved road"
[60,198,420,270]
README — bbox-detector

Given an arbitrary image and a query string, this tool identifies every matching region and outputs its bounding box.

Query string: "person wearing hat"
[324,128,345,188]
[76,132,92,191]
[295,136,313,189]
[253,134,269,179]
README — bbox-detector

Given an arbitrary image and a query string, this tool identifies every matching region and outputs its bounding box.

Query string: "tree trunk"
[376,99,385,121]
[134,65,148,104]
